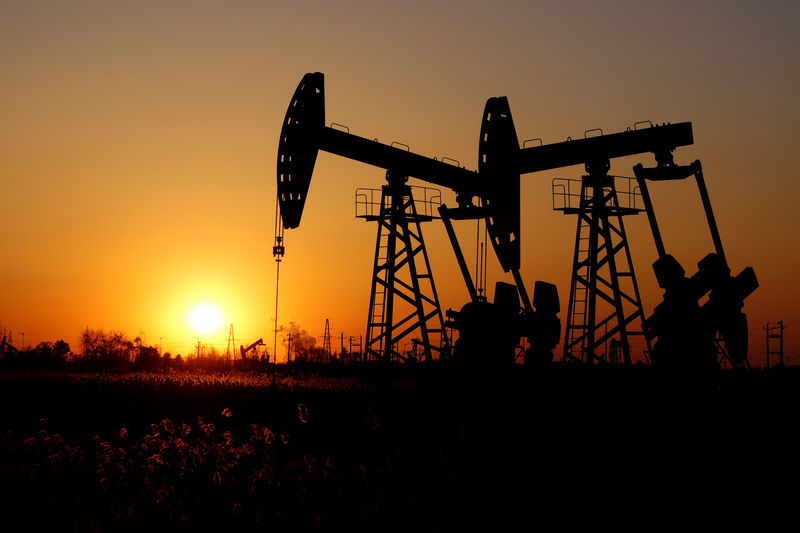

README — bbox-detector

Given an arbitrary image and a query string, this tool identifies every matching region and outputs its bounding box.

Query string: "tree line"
[0,328,268,372]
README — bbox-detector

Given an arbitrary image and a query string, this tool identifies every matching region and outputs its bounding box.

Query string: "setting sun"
[189,304,222,334]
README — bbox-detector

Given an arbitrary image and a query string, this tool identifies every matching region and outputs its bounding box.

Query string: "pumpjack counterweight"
[633,160,758,368]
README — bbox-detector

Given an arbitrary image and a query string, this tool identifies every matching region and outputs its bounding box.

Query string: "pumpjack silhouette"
[276,72,757,370]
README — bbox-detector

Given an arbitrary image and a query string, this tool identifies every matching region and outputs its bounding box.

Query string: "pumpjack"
[240,338,265,361]
[277,72,560,364]
[277,72,758,369]
[467,98,757,368]
[1,335,20,356]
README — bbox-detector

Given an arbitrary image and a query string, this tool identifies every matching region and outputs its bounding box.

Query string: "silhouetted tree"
[133,336,161,370]
[80,328,134,369]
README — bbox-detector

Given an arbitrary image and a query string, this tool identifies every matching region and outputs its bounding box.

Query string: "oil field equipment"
[240,338,265,361]
[277,72,758,368]
[471,97,697,365]
[477,99,758,367]
[277,73,560,364]
[633,159,758,369]
[355,183,446,362]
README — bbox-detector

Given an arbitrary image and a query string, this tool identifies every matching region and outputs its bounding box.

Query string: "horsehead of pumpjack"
[277,72,325,230]
[467,96,561,365]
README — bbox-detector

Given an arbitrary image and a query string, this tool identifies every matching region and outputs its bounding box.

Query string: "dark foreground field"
[1,364,799,531]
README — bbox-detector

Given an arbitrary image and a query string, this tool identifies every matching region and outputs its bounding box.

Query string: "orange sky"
[1,1,798,365]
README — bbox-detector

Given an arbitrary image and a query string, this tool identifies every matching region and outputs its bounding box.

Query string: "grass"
[1,364,798,531]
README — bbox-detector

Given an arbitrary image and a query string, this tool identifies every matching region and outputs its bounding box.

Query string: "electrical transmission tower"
[765,321,785,368]
[226,324,236,365]
[322,319,332,361]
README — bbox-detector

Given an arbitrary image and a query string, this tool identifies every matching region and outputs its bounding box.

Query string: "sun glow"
[189,304,222,334]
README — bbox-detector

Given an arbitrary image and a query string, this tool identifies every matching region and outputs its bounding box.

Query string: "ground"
[1,364,798,531]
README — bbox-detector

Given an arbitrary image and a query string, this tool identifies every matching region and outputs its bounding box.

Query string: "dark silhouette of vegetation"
[0,339,70,369]
[1,366,798,531]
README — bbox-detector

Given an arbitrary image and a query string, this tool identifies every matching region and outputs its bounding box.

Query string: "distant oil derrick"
[240,338,264,361]
[322,318,331,361]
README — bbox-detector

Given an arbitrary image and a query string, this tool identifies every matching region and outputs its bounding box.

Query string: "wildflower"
[297,403,309,423]
[263,427,274,445]
[161,419,175,434]
[221,408,232,418]
[23,437,39,453]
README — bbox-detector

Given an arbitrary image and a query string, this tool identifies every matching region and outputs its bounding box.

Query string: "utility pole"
[159,337,165,356]
[18,331,24,352]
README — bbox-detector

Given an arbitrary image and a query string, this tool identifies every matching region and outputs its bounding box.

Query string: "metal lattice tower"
[322,318,332,361]
[765,321,785,368]
[226,323,235,364]
[357,172,448,362]
[553,161,652,364]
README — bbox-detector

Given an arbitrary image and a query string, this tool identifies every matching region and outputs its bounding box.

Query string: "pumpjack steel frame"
[555,168,651,364]
[633,159,758,367]
[359,174,448,362]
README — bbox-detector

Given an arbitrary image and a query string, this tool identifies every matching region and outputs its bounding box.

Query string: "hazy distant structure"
[226,323,236,364]
[765,321,785,368]
[322,319,331,360]
[240,338,265,362]
[1,334,19,356]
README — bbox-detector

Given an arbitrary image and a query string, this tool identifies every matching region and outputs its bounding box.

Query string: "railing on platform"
[355,185,442,219]
[552,175,643,213]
